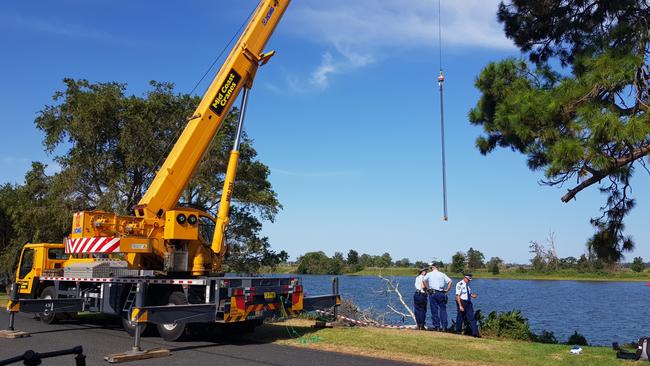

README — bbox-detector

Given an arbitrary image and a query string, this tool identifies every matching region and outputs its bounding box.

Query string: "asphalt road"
[0,311,412,366]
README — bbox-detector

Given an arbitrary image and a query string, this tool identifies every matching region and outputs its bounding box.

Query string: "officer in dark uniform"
[455,273,479,337]
[413,267,428,330]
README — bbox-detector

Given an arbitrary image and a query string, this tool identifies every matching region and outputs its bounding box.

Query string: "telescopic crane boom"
[61,0,290,274]
[136,1,288,223]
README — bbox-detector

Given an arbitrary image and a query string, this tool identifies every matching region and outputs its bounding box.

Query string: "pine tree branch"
[562,144,650,202]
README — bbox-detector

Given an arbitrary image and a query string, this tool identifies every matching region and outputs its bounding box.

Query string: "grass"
[466,268,650,281]
[265,265,650,282]
[259,265,297,274]
[250,319,621,366]
[346,267,650,282]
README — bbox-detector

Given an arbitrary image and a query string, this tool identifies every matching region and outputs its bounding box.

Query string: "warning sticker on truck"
[210,69,241,117]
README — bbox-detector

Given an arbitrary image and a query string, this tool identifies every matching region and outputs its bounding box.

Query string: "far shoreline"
[267,266,650,283]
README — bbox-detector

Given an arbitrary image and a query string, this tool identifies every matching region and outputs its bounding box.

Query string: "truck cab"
[15,243,67,297]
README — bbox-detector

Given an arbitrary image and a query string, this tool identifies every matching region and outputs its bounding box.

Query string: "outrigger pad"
[104,348,170,363]
[0,330,30,339]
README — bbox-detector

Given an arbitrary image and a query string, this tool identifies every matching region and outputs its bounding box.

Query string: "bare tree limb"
[377,273,416,323]
[387,304,410,319]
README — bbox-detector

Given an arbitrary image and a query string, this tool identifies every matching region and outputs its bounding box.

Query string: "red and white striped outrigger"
[65,237,121,254]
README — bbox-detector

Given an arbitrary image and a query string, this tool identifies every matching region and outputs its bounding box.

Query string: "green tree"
[394,258,411,267]
[346,249,364,272]
[471,1,649,265]
[331,251,346,274]
[630,256,646,272]
[0,163,72,279]
[559,256,578,269]
[1,79,284,275]
[487,257,503,275]
[377,252,393,268]
[296,251,342,275]
[414,261,428,269]
[451,252,466,273]
[347,250,359,265]
[359,254,373,267]
[466,247,486,270]
[296,252,331,275]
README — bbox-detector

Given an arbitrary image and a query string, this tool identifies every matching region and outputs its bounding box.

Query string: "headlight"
[176,213,187,225]
[187,214,197,225]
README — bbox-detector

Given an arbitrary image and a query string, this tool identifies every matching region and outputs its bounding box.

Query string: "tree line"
[295,244,648,276]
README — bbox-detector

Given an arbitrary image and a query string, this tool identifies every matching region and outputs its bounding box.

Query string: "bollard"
[332,277,339,320]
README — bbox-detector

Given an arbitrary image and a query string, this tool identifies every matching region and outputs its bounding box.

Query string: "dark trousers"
[428,292,448,329]
[456,300,478,336]
[413,292,428,326]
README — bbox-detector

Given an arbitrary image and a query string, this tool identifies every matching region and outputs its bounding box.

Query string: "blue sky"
[0,0,647,263]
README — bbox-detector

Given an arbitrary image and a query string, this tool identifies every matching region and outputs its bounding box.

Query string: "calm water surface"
[297,274,649,346]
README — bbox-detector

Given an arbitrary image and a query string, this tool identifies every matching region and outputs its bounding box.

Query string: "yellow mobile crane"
[6,0,339,343]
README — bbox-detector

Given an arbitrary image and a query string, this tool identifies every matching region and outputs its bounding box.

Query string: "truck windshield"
[198,216,216,246]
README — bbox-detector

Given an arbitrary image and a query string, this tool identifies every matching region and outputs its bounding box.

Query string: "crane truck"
[5,0,339,342]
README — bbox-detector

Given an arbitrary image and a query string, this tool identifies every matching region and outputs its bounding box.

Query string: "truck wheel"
[156,291,193,341]
[39,286,60,324]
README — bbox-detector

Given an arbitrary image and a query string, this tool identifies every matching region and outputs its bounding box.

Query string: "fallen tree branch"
[377,273,416,323]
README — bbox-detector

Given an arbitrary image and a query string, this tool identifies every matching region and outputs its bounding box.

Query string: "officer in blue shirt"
[413,267,428,330]
[423,263,452,331]
[455,273,479,337]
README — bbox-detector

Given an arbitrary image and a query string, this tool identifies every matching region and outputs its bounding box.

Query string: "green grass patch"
[468,268,650,282]
[251,319,621,366]
[259,264,298,274]
[344,267,650,281]
[265,265,650,282]
[348,267,419,277]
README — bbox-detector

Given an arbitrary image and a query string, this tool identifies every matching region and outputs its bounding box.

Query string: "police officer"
[455,273,479,337]
[424,263,452,331]
[413,267,428,330]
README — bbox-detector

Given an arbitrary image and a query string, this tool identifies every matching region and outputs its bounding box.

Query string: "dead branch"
[377,273,416,323]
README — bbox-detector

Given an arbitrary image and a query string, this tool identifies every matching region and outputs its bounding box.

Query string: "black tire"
[39,286,60,324]
[156,292,194,341]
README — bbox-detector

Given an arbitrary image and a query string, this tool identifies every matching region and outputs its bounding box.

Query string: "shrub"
[566,330,588,346]
[533,330,558,344]
[480,310,532,341]
[631,257,645,273]
[490,263,500,275]
[297,251,343,275]
[451,252,466,273]
[487,257,502,275]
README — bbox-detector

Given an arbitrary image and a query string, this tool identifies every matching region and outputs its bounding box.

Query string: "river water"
[296,274,649,346]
